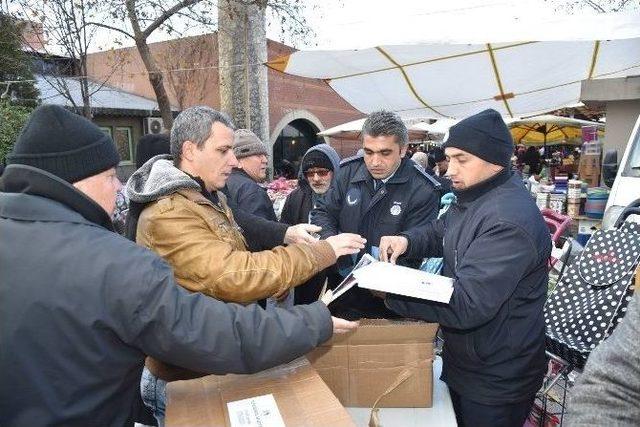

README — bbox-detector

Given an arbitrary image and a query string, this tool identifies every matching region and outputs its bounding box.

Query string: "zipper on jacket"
[454,248,458,272]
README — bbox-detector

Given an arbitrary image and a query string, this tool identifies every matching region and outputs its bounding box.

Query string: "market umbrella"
[507,115,605,148]
[267,11,640,120]
[317,118,431,141]
[411,118,459,141]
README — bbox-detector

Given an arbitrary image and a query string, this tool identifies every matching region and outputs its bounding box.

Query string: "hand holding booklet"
[323,254,454,305]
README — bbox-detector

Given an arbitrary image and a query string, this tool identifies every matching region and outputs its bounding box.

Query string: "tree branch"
[141,0,204,39]
[83,21,134,39]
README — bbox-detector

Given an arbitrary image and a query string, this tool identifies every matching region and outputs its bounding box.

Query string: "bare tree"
[88,0,314,129]
[10,0,125,118]
[158,34,216,109]
[89,0,221,128]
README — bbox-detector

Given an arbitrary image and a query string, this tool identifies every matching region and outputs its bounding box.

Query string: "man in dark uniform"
[312,110,441,319]
[379,109,551,427]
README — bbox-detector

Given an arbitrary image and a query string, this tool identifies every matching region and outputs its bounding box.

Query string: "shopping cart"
[532,199,640,426]
[541,209,572,248]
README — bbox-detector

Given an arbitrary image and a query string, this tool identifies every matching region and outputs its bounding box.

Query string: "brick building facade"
[86,33,364,171]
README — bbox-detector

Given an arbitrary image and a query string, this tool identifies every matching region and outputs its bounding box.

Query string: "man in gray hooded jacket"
[125,106,364,423]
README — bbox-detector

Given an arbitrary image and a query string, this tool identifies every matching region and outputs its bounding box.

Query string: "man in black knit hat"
[379,109,551,427]
[0,105,357,426]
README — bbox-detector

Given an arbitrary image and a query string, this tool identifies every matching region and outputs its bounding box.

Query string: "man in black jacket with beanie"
[0,105,357,426]
[379,109,551,427]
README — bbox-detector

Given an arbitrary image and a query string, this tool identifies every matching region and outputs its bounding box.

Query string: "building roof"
[36,74,179,116]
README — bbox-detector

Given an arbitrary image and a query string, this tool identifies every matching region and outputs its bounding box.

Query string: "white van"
[602,113,640,229]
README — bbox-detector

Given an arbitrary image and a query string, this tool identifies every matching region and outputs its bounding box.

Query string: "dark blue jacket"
[386,169,551,405]
[223,168,277,221]
[0,165,332,426]
[312,155,441,318]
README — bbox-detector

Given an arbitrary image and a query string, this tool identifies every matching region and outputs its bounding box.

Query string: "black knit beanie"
[431,147,446,163]
[135,133,170,168]
[7,105,120,183]
[302,150,334,172]
[442,109,513,167]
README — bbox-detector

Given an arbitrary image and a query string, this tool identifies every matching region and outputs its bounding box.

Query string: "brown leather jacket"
[136,189,335,381]
[136,189,335,303]
[126,158,336,380]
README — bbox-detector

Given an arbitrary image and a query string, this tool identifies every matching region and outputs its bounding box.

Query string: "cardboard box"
[578,154,601,187]
[307,319,438,408]
[165,359,355,427]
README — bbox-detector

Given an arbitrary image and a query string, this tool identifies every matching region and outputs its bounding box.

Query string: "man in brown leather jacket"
[126,106,365,423]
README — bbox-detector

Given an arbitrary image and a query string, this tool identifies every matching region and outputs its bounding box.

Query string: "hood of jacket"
[126,154,201,204]
[297,144,341,185]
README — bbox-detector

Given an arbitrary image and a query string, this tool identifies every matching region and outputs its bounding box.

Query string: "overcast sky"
[18,0,628,54]
[291,0,557,50]
[85,0,561,52]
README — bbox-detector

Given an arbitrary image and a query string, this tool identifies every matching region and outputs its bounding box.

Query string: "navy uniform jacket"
[312,155,441,318]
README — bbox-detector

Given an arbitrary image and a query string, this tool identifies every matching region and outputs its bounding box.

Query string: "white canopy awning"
[318,117,441,141]
[268,10,640,119]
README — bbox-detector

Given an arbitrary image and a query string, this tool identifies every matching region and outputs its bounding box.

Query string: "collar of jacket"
[454,167,512,204]
[182,171,221,206]
[231,168,255,182]
[0,164,115,231]
[176,188,227,212]
[350,157,411,185]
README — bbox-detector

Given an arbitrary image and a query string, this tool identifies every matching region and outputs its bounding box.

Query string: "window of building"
[99,126,133,164]
[113,127,134,164]
[99,126,112,137]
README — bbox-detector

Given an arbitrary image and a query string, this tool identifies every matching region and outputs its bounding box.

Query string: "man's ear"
[400,144,408,158]
[181,140,196,163]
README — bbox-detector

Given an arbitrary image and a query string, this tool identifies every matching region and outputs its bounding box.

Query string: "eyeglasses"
[304,169,331,178]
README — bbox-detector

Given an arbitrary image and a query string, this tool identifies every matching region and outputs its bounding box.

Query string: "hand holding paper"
[353,262,454,304]
[321,253,454,306]
[379,235,409,264]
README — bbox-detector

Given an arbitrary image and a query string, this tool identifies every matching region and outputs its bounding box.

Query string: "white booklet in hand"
[322,254,454,305]
[324,254,377,305]
[353,259,454,304]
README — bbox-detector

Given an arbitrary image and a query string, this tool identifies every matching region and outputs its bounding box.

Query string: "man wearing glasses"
[281,144,342,304]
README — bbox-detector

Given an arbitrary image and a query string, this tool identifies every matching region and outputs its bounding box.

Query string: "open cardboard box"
[165,358,355,427]
[307,319,439,408]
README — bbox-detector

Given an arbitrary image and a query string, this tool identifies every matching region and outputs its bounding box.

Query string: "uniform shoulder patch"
[413,163,442,191]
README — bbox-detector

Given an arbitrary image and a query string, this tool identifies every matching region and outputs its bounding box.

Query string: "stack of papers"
[323,254,454,305]
[353,262,454,304]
